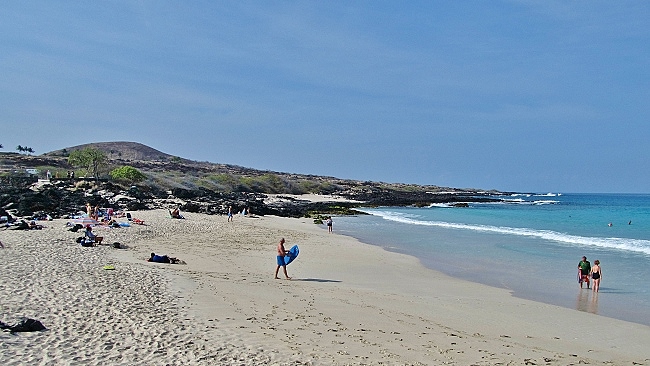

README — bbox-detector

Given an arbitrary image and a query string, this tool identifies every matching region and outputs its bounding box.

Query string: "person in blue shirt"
[148,252,182,264]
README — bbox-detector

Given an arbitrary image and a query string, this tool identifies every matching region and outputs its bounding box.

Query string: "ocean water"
[333,193,650,327]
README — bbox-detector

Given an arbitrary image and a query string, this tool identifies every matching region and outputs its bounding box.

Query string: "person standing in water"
[578,256,591,289]
[590,260,602,292]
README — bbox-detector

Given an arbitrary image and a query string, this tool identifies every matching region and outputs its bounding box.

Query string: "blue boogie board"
[284,245,299,265]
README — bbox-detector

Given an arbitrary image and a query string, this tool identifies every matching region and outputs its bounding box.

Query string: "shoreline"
[332,211,650,328]
[2,210,650,365]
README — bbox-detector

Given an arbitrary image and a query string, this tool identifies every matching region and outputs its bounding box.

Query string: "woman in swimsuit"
[590,260,602,292]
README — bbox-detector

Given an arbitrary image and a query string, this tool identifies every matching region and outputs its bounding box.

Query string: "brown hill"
[45,141,179,162]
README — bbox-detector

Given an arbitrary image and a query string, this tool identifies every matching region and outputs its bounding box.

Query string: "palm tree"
[16,145,35,154]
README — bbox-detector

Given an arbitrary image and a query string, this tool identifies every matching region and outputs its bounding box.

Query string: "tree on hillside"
[16,145,35,155]
[68,148,107,180]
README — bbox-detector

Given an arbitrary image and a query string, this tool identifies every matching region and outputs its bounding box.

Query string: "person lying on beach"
[9,220,38,230]
[148,252,183,264]
[101,219,121,228]
[68,223,84,232]
[28,221,44,230]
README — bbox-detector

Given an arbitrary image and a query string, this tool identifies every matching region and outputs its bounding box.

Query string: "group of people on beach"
[2,208,50,231]
[578,256,602,292]
[226,205,253,222]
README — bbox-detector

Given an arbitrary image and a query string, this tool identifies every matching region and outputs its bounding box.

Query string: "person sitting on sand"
[84,225,103,245]
[148,252,182,264]
[170,207,185,219]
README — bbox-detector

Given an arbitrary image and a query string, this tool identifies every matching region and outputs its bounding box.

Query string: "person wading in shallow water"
[590,260,602,292]
[578,256,591,289]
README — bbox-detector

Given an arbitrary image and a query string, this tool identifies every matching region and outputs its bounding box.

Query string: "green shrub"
[110,166,147,183]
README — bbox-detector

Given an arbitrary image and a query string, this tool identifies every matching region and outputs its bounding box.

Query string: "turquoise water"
[333,193,650,326]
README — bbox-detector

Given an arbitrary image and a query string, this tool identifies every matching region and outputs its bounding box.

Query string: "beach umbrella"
[73,217,100,226]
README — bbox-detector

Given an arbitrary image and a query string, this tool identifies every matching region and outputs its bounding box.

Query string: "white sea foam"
[463,199,559,206]
[428,203,454,208]
[360,209,650,256]
[531,200,559,205]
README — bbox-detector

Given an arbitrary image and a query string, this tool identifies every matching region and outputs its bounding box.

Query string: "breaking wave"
[359,209,650,256]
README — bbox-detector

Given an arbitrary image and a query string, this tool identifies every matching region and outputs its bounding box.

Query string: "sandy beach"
[2,209,649,365]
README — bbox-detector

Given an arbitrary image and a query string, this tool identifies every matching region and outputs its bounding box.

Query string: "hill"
[46,141,179,162]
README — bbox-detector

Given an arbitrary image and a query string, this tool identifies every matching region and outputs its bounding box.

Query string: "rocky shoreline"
[2,176,509,221]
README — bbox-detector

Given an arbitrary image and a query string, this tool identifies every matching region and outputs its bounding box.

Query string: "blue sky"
[1,1,649,193]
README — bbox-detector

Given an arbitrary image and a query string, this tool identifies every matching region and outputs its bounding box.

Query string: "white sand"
[2,209,649,365]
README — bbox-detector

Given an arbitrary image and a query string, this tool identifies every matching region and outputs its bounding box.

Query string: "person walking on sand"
[578,256,591,289]
[274,238,292,280]
[227,206,233,222]
[326,217,333,233]
[590,260,602,292]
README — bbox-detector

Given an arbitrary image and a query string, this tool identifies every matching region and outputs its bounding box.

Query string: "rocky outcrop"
[1,177,510,220]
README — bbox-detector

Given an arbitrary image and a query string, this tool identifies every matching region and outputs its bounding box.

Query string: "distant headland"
[1,141,515,219]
